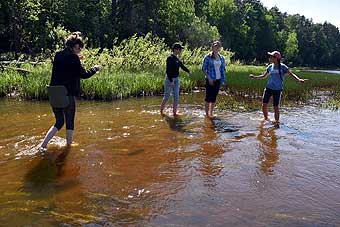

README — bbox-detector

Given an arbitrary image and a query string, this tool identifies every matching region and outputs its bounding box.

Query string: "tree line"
[1,0,340,67]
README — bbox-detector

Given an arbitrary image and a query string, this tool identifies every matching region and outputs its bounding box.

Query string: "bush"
[81,32,234,72]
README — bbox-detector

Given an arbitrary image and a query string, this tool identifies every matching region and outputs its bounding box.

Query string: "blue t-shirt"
[266,63,289,90]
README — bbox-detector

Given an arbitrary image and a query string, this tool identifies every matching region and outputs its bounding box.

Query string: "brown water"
[1,95,340,226]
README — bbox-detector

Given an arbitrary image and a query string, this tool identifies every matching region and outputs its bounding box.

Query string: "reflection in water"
[1,98,340,226]
[257,122,279,175]
[198,118,225,179]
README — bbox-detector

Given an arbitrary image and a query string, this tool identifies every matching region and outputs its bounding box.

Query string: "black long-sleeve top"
[166,54,190,82]
[50,48,98,96]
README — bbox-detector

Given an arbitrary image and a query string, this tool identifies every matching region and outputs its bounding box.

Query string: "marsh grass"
[2,63,340,106]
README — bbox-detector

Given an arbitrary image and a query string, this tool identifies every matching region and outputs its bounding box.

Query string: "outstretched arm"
[72,55,100,79]
[287,70,306,83]
[180,62,190,74]
[249,71,269,80]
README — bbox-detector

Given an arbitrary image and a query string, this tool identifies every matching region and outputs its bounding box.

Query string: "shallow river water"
[0,94,340,226]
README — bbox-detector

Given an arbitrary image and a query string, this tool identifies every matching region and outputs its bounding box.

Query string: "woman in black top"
[39,32,101,150]
[160,43,190,117]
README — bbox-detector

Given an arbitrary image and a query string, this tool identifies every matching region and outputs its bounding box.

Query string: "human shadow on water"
[163,114,191,133]
[257,121,279,175]
[21,146,79,197]
[210,117,240,134]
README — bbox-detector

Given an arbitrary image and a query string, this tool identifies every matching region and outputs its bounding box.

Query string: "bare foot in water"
[38,146,47,154]
[206,114,216,119]
[67,142,79,147]
[272,120,280,126]
[173,112,183,117]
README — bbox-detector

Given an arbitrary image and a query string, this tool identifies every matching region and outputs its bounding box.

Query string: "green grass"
[227,66,340,101]
[1,64,340,108]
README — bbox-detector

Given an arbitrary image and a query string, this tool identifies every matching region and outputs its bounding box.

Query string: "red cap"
[268,51,282,60]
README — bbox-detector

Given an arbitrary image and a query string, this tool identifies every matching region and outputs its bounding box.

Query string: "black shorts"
[205,79,221,103]
[262,88,282,107]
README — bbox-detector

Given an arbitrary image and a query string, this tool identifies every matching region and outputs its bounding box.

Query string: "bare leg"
[160,100,166,115]
[173,103,177,116]
[209,102,215,117]
[274,106,280,124]
[205,102,210,117]
[262,103,269,120]
[173,102,182,117]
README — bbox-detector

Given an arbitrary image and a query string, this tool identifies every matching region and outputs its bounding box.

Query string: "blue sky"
[260,0,340,29]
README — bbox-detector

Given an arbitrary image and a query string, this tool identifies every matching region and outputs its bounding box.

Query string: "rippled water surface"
[1,95,340,226]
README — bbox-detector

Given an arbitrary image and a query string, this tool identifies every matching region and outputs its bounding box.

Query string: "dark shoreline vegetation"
[1,35,340,111]
[2,0,340,68]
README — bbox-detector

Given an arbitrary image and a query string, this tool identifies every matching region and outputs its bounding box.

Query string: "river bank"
[2,65,340,107]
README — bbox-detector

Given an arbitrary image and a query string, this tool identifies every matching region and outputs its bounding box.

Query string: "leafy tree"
[284,31,299,65]
[1,0,340,67]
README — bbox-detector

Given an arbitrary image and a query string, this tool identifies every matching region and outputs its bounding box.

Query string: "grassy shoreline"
[2,34,340,108]
[1,64,340,108]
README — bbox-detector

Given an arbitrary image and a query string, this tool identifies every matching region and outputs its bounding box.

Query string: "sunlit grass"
[1,63,340,107]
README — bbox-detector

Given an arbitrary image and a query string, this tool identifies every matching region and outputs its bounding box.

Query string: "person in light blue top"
[249,51,307,126]
[265,63,289,91]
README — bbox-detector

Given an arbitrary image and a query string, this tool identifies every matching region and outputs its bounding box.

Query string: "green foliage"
[0,33,234,100]
[0,69,23,96]
[158,0,220,47]
[1,0,340,67]
[48,25,70,51]
[19,63,51,99]
[284,31,299,64]
[2,59,340,104]
[80,33,233,71]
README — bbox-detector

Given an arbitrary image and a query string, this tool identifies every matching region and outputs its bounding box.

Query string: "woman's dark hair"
[278,58,282,80]
[65,32,84,49]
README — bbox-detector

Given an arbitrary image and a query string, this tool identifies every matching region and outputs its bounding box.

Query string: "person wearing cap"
[39,32,101,150]
[249,51,306,125]
[202,41,226,118]
[160,43,190,117]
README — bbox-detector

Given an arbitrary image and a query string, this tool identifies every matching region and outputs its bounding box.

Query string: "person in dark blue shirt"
[160,43,190,117]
